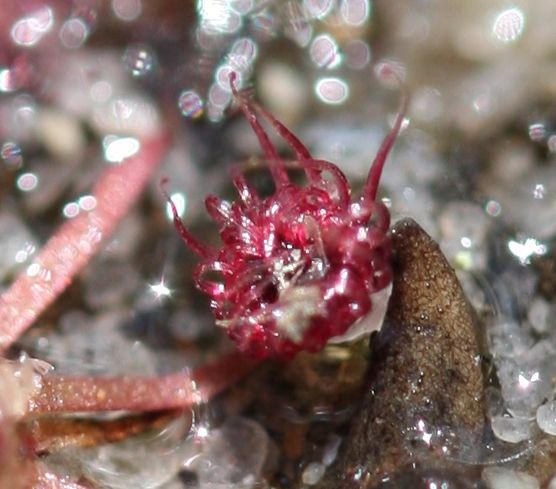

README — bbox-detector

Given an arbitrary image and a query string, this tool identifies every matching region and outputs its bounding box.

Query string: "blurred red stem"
[0,132,171,353]
[28,352,259,414]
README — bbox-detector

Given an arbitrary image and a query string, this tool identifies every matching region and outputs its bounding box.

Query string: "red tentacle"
[245,99,324,184]
[162,179,214,259]
[363,76,408,204]
[229,73,290,188]
[230,166,261,207]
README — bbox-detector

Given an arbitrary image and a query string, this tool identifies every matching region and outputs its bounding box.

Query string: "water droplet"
[208,83,232,108]
[374,60,407,87]
[528,122,546,142]
[16,172,38,192]
[485,199,501,217]
[305,0,333,19]
[229,37,258,70]
[79,195,97,211]
[63,202,80,219]
[112,0,142,21]
[231,0,253,14]
[284,1,312,47]
[215,64,241,92]
[123,44,156,77]
[90,81,113,103]
[345,40,371,70]
[310,34,341,69]
[492,8,525,43]
[341,0,371,26]
[11,6,54,47]
[315,77,349,105]
[1,142,23,168]
[59,18,90,49]
[178,90,204,119]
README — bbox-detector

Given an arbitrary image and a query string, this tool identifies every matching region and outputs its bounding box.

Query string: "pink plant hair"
[166,69,407,358]
[0,134,169,353]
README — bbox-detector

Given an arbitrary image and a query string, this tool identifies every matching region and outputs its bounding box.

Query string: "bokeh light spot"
[492,8,525,43]
[178,90,204,119]
[112,0,142,21]
[310,34,341,69]
[60,18,90,48]
[315,77,349,105]
[123,44,156,77]
[17,172,39,192]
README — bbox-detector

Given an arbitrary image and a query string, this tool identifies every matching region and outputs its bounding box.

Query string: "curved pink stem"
[363,87,408,204]
[229,74,290,188]
[245,99,323,184]
[163,181,214,259]
[0,132,171,353]
[27,353,259,414]
[248,100,312,160]
[230,166,261,208]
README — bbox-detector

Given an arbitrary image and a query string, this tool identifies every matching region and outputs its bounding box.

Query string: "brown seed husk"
[317,218,486,488]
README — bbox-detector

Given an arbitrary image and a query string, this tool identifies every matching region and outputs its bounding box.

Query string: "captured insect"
[167,68,407,359]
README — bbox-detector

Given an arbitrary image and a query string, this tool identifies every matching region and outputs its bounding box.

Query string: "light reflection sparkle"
[492,8,525,43]
[508,237,547,265]
[0,69,17,92]
[198,0,242,34]
[103,136,141,163]
[165,193,186,220]
[149,278,172,299]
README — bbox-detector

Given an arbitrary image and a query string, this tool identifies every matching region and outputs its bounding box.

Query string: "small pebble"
[197,417,269,489]
[322,435,342,467]
[527,297,552,334]
[536,401,556,436]
[490,414,533,443]
[482,467,540,489]
[494,339,556,417]
[302,462,326,485]
[81,416,192,489]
